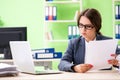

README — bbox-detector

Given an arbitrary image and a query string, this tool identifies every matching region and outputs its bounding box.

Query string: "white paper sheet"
[85,39,118,71]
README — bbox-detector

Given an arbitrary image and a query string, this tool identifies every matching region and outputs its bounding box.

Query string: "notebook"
[9,41,62,74]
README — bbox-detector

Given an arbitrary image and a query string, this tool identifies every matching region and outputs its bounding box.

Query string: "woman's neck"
[85,36,96,42]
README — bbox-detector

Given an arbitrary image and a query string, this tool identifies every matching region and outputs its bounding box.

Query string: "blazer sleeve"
[58,40,75,72]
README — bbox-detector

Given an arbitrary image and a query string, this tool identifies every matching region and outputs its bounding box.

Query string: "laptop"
[9,41,62,74]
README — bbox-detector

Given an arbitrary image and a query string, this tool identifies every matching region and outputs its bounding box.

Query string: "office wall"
[0,0,113,49]
[0,0,113,70]
[83,0,113,37]
[0,0,44,49]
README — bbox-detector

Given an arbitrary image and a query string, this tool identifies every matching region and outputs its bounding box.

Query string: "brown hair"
[77,8,102,35]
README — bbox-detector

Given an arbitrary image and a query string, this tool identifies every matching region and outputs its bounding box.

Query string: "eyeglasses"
[78,23,94,30]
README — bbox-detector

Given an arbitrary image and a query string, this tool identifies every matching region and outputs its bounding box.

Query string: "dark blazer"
[58,34,120,72]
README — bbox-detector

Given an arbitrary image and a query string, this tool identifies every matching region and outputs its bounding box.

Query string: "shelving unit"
[112,0,120,40]
[43,0,82,54]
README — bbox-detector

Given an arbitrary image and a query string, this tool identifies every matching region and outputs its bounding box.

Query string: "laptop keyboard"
[35,70,62,74]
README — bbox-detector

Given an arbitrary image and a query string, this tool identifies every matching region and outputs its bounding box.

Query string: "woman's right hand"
[73,64,93,73]
[108,54,119,66]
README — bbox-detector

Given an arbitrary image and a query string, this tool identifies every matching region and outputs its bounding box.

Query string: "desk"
[0,59,60,70]
[1,70,120,80]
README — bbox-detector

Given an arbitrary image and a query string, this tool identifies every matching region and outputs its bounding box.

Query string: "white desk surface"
[1,70,120,80]
[0,59,60,62]
[0,59,60,70]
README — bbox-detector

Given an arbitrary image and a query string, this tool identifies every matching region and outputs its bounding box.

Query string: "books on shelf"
[53,6,57,20]
[115,24,120,39]
[48,6,53,20]
[0,63,19,77]
[53,52,62,58]
[72,0,79,1]
[46,0,53,1]
[45,31,53,40]
[32,48,62,59]
[45,6,49,20]
[68,25,72,39]
[73,25,77,38]
[68,25,80,39]
[33,52,62,59]
[32,48,55,53]
[74,10,80,20]
[115,5,120,19]
[45,6,57,20]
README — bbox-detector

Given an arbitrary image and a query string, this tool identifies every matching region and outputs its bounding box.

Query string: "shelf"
[44,0,82,49]
[45,20,77,23]
[114,0,120,1]
[115,19,120,21]
[112,0,120,39]
[45,1,81,4]
[45,40,69,42]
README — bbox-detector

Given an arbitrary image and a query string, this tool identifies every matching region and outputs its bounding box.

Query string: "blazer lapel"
[76,37,85,64]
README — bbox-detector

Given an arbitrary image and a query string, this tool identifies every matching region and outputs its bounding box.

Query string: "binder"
[35,53,53,59]
[115,5,119,19]
[45,6,49,20]
[32,48,55,59]
[32,48,55,53]
[48,6,53,20]
[118,5,120,19]
[72,26,77,38]
[68,25,73,39]
[76,26,80,37]
[53,52,62,58]
[118,24,120,39]
[53,6,57,20]
[48,0,53,1]
[46,0,53,1]
[115,24,119,39]
[34,52,62,59]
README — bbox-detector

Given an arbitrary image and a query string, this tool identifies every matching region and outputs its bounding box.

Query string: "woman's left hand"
[108,54,119,66]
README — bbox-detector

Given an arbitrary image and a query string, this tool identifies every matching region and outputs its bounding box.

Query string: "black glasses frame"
[78,23,94,30]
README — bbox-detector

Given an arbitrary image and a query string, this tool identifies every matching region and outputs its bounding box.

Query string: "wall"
[0,0,113,69]
[0,0,44,49]
[0,0,113,49]
[83,0,113,37]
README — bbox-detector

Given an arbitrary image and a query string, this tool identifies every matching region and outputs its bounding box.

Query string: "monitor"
[0,27,27,59]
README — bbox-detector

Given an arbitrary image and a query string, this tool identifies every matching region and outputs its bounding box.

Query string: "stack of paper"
[0,63,19,77]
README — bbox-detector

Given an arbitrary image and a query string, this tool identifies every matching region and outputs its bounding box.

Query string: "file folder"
[45,6,49,20]
[48,6,53,20]
[115,5,119,19]
[68,25,73,39]
[34,52,62,59]
[32,48,55,53]
[53,6,57,20]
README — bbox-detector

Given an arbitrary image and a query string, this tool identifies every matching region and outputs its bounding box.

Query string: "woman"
[58,8,120,73]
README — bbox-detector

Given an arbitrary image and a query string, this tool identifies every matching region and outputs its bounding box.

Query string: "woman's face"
[79,16,96,41]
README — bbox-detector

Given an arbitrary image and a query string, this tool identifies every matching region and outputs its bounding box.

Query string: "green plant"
[0,17,4,26]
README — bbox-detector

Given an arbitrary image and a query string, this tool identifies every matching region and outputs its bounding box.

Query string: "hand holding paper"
[85,39,118,71]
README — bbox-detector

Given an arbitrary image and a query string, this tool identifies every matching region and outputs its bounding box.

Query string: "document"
[0,63,19,77]
[85,39,118,70]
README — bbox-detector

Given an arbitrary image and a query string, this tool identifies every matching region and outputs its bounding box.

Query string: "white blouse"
[84,38,96,63]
